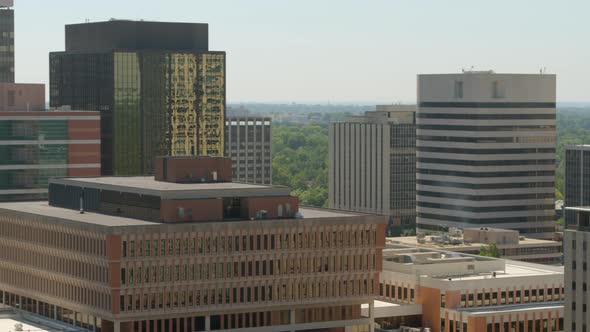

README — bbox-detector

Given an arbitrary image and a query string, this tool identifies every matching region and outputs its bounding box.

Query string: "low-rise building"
[0,156,387,332]
[390,227,562,265]
[376,246,564,332]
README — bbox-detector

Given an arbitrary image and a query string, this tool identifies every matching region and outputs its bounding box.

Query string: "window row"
[120,278,374,312]
[122,228,377,258]
[456,287,564,308]
[0,217,105,256]
[0,242,108,283]
[378,283,415,304]
[121,254,376,285]
[0,268,111,311]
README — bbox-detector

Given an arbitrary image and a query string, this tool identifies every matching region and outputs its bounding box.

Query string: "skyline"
[13,0,590,103]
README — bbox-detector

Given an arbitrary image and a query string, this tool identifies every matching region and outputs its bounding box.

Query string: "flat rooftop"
[446,262,563,281]
[0,202,369,229]
[388,236,561,249]
[382,245,563,280]
[51,176,291,199]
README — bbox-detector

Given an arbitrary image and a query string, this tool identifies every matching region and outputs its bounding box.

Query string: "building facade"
[50,20,226,176]
[0,111,100,201]
[376,246,564,332]
[0,0,14,83]
[564,145,590,225]
[564,207,590,332]
[0,157,387,332]
[225,116,272,184]
[329,105,416,236]
[416,72,556,239]
[0,83,45,111]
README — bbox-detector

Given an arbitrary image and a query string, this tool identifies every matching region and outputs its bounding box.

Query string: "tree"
[479,243,501,258]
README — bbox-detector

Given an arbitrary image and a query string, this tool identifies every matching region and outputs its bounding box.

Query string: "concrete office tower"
[0,0,14,83]
[225,116,272,184]
[0,156,386,332]
[564,207,590,332]
[416,72,556,239]
[329,105,416,236]
[564,145,590,224]
[50,20,226,176]
[0,110,101,201]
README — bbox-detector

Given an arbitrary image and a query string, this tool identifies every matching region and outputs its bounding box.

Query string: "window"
[178,208,185,219]
[454,81,463,98]
[7,90,15,106]
[492,80,504,98]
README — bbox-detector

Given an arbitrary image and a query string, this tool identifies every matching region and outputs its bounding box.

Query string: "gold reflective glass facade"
[166,52,225,158]
[51,50,225,176]
[197,53,225,156]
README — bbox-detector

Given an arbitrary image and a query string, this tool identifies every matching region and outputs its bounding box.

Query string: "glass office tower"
[50,20,226,176]
[0,1,14,83]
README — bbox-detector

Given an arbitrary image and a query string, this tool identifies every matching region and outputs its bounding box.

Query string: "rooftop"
[51,176,290,199]
[0,202,369,229]
[388,235,561,249]
[382,245,563,280]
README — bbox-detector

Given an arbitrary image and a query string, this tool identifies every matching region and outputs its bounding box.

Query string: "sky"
[13,0,590,103]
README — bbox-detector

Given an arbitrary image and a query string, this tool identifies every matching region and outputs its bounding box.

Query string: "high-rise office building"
[0,110,101,201]
[0,156,386,332]
[416,72,556,239]
[329,105,416,236]
[564,206,590,332]
[564,145,590,225]
[0,0,14,83]
[225,116,272,184]
[50,20,226,176]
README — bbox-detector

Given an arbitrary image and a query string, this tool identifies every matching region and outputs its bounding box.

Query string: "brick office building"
[0,156,386,332]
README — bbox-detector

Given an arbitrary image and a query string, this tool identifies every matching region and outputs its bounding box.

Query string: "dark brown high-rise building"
[50,20,226,176]
[0,0,14,83]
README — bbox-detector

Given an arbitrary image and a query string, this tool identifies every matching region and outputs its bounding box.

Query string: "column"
[290,309,296,332]
[205,315,210,331]
[114,321,120,332]
[369,301,375,332]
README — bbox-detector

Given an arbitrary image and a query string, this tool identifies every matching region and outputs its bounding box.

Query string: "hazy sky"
[14,0,590,103]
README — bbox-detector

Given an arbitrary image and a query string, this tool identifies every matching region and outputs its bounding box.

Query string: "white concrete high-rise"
[329,105,416,236]
[416,72,556,239]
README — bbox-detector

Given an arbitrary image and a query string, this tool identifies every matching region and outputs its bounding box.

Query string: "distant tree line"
[271,107,590,209]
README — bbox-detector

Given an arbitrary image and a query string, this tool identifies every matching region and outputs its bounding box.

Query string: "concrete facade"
[225,116,272,185]
[416,72,556,239]
[0,83,45,111]
[329,105,416,236]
